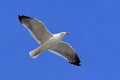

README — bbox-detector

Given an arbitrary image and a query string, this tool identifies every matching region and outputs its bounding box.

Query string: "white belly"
[39,35,61,51]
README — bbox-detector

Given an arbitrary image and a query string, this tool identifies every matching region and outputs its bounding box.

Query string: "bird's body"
[29,33,68,58]
[19,15,81,66]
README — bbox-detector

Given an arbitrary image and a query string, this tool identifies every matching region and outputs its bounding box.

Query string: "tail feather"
[29,47,42,58]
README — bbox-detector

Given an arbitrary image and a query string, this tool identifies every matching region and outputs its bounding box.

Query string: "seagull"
[18,15,81,66]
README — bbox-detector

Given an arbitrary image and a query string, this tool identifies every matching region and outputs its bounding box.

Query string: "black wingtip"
[69,55,81,66]
[18,15,22,23]
[18,14,32,23]
[69,62,81,66]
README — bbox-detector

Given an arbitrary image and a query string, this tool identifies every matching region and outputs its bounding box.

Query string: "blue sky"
[0,0,120,80]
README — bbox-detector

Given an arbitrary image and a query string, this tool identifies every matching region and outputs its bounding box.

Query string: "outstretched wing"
[18,15,53,44]
[49,41,81,66]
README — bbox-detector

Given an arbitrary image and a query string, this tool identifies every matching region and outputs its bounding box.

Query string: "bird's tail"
[29,46,42,59]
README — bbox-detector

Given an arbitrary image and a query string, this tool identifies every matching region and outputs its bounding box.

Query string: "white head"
[59,32,70,38]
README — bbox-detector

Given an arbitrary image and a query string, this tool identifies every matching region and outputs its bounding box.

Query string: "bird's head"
[53,32,70,40]
[60,32,70,37]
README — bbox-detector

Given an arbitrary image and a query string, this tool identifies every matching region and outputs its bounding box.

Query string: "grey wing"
[18,15,53,44]
[49,41,81,66]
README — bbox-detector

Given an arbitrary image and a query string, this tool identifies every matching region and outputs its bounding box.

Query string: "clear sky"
[0,0,120,80]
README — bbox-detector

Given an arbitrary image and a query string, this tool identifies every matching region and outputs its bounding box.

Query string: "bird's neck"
[53,34,65,40]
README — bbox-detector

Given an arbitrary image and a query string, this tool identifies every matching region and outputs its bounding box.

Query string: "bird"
[18,15,81,66]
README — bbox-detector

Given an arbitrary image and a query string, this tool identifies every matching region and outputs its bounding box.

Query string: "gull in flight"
[18,15,81,66]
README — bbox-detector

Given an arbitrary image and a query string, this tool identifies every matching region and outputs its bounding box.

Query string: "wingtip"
[18,15,22,23]
[69,61,81,66]
[18,14,32,23]
[69,54,81,66]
